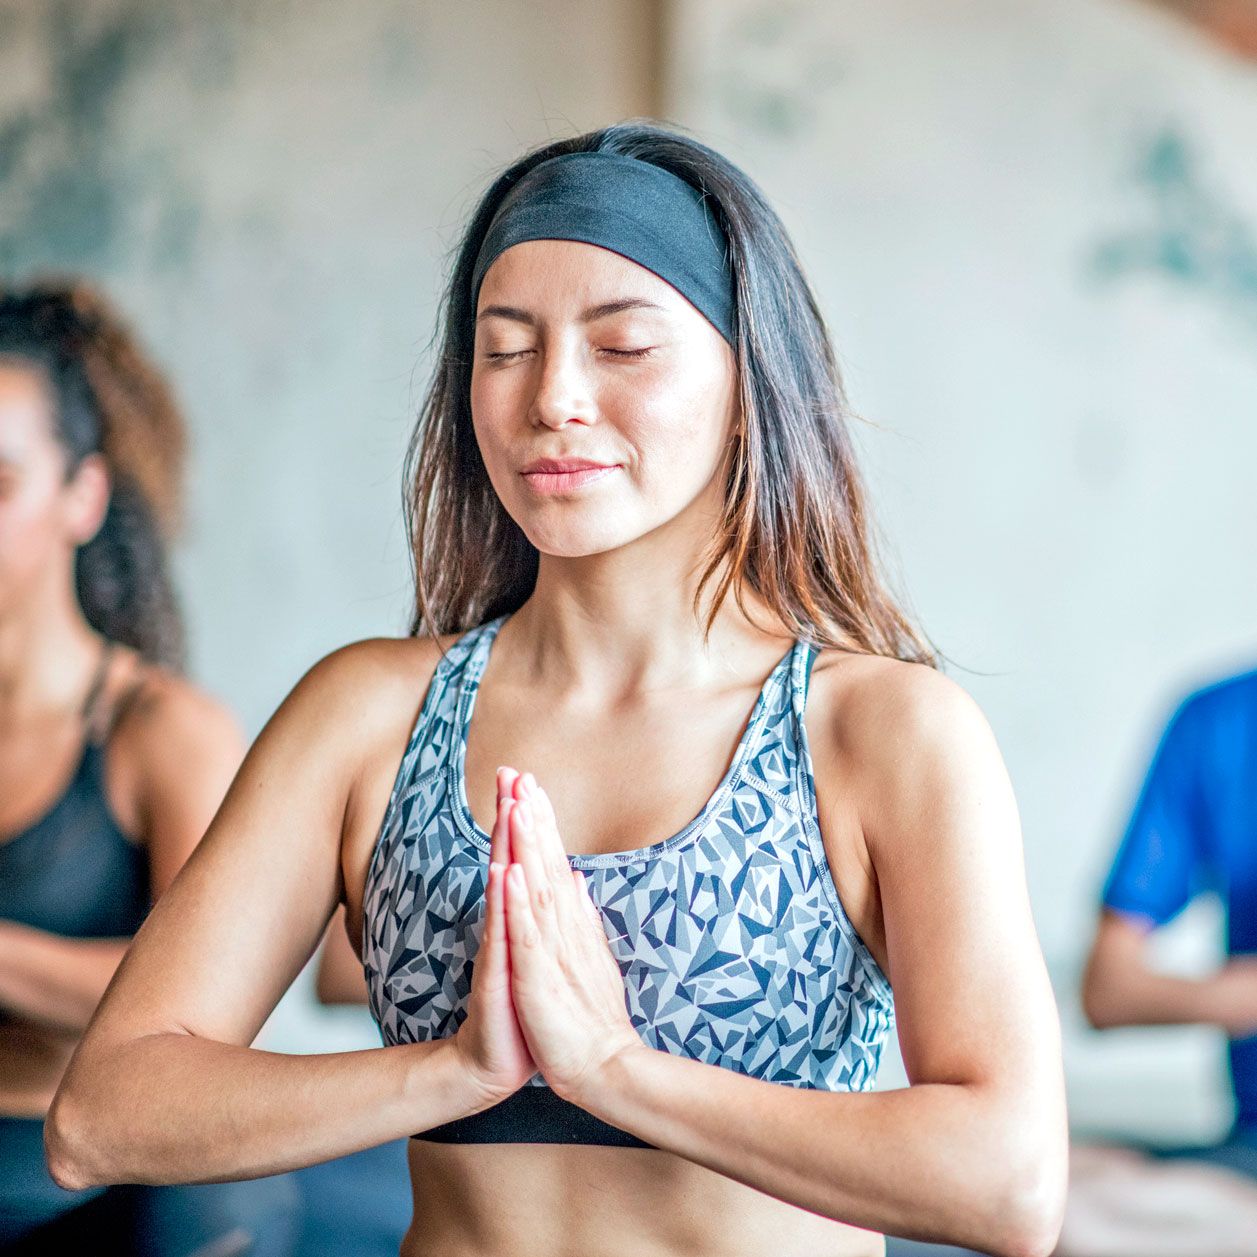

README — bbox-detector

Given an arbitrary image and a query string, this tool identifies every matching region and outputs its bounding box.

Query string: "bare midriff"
[400,1139,886,1257]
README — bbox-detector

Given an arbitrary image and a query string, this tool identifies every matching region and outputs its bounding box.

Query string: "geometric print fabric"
[362,614,895,1099]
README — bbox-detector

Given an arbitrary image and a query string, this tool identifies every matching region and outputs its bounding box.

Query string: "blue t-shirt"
[1101,667,1257,1132]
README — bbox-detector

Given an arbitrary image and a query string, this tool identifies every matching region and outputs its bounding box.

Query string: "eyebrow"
[475,298,667,326]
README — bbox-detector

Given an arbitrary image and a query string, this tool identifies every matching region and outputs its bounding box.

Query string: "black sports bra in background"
[0,644,151,939]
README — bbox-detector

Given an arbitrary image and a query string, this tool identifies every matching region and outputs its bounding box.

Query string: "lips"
[521,457,618,474]
[519,459,621,495]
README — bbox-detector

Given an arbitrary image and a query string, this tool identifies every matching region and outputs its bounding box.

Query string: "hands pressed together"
[452,766,646,1111]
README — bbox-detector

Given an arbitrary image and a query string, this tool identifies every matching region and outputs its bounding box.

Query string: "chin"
[521,516,645,559]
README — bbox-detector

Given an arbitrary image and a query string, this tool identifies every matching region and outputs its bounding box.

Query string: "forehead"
[476,238,689,320]
[0,362,58,453]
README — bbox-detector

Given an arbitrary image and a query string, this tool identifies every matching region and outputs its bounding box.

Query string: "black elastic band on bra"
[414,1084,655,1149]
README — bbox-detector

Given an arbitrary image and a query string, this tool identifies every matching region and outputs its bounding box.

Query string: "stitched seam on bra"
[446,741,765,869]
[361,641,469,958]
[448,627,791,870]
[389,765,444,817]
[739,773,800,815]
[789,645,894,1008]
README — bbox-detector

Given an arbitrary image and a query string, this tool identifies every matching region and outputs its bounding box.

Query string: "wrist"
[558,1035,653,1110]
[406,1038,505,1125]
[443,1037,520,1115]
[1207,966,1257,1037]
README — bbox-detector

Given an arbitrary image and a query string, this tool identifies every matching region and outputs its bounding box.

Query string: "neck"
[0,568,103,724]
[500,537,791,702]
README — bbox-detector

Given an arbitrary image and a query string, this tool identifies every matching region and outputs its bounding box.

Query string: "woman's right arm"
[45,640,495,1191]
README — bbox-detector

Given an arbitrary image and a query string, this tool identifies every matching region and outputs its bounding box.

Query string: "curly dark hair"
[404,118,934,666]
[0,279,186,668]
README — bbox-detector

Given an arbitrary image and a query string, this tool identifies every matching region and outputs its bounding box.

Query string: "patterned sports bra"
[362,614,895,1147]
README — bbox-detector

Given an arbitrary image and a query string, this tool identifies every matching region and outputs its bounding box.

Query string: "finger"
[510,798,558,935]
[497,765,521,807]
[479,862,506,984]
[489,794,512,867]
[520,776,577,906]
[496,861,514,983]
[486,862,507,948]
[504,862,542,961]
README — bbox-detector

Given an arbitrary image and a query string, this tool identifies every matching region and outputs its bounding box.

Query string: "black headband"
[470,152,736,346]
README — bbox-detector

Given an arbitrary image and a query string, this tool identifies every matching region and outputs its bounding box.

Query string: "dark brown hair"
[404,120,935,667]
[0,279,187,668]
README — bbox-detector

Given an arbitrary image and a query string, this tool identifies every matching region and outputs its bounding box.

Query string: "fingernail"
[522,771,536,796]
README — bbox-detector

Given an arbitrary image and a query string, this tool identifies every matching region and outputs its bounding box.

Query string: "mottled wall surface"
[0,0,656,1051]
[0,0,656,726]
[6,0,1255,1135]
[668,0,1257,1139]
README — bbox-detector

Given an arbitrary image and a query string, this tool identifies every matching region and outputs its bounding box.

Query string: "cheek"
[0,490,66,583]
[622,386,732,486]
[468,403,514,500]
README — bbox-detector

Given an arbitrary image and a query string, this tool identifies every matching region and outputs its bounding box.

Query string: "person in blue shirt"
[1082,667,1257,1176]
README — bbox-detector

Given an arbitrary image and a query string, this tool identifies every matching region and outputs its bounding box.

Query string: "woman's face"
[470,239,738,559]
[0,362,107,619]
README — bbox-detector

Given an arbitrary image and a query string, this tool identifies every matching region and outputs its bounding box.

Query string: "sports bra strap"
[82,644,151,749]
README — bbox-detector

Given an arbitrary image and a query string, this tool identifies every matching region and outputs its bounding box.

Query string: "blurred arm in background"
[1082,685,1257,1040]
[314,907,370,1006]
[1082,909,1257,1036]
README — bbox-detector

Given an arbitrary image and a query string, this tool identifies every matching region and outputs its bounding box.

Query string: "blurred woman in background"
[0,282,300,1254]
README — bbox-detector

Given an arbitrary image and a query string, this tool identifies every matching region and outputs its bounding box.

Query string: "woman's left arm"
[0,681,245,1033]
[510,664,1067,1257]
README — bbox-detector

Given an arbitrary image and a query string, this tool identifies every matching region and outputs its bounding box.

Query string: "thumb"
[483,862,508,970]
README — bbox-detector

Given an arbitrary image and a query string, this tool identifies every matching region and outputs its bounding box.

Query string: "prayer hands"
[452,768,644,1109]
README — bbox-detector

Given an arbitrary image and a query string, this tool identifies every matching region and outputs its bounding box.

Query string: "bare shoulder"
[298,635,465,780]
[107,661,242,758]
[109,634,460,789]
[805,648,1006,848]
[809,648,990,764]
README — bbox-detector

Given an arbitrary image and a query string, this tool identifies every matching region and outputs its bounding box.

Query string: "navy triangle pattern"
[362,615,895,1108]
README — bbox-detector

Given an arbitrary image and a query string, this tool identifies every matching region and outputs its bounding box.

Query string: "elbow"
[1079,982,1112,1030]
[1080,961,1122,1031]
[44,1087,105,1192]
[984,1151,1068,1257]
[44,1055,127,1192]
[989,1203,1064,1257]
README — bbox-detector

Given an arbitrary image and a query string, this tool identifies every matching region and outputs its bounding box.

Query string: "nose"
[528,337,596,430]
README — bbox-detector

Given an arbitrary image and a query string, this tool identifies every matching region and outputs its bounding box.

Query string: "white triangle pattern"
[363,616,895,1099]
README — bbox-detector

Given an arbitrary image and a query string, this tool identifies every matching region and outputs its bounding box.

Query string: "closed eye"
[485,347,656,361]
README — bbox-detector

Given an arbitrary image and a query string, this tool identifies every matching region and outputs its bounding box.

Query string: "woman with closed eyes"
[47,121,1068,1257]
